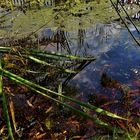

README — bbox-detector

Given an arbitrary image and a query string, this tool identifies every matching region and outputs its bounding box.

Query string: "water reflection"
[2,14,140,104]
[1,0,140,109]
[39,23,121,56]
[38,22,140,109]
[63,24,140,109]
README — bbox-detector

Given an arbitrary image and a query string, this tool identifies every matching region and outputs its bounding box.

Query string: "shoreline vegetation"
[0,0,140,139]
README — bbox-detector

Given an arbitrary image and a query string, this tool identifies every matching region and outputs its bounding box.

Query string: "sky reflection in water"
[67,23,140,107]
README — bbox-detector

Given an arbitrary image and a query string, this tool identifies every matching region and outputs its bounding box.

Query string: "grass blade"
[0,47,96,61]
[0,68,127,121]
[30,49,96,61]
[26,55,77,74]
[4,73,113,130]
[0,60,14,140]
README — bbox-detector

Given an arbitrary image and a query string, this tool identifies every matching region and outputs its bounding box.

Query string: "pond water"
[37,21,140,110]
[67,25,140,96]
[1,1,140,139]
[0,0,140,111]
[60,23,140,109]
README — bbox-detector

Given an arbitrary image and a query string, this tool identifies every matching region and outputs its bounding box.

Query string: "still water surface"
[37,21,140,110]
[0,4,140,109]
[57,23,140,109]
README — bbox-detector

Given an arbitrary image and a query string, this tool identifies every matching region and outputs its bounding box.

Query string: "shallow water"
[59,23,140,109]
[37,21,140,109]
[0,0,140,109]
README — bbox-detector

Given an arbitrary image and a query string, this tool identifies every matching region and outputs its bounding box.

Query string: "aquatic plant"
[0,0,140,139]
[0,44,129,138]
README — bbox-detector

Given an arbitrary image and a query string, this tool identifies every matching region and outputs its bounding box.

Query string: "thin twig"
[118,1,140,35]
[110,0,140,47]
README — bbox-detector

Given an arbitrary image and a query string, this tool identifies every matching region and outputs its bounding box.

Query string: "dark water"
[0,3,140,139]
[0,4,140,109]
[70,25,140,84]
[39,22,140,105]
[53,23,140,109]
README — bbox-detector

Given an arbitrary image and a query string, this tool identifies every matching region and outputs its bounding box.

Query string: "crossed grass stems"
[0,0,139,139]
[0,45,128,139]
